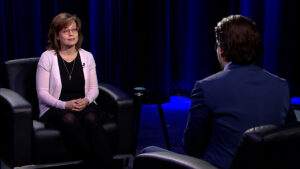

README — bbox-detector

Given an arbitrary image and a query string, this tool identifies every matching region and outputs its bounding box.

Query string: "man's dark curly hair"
[215,15,261,65]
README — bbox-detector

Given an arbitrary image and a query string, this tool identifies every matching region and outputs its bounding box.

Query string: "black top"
[57,53,85,101]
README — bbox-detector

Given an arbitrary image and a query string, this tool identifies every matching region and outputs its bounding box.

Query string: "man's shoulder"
[195,65,288,89]
[262,69,287,83]
[192,71,228,93]
[197,71,227,84]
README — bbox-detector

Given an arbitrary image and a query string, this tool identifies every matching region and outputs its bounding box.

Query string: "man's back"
[184,63,296,169]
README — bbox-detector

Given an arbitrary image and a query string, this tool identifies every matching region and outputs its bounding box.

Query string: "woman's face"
[57,21,79,49]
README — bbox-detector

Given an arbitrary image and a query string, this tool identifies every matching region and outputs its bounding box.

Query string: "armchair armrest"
[0,88,33,166]
[134,151,218,169]
[97,83,135,154]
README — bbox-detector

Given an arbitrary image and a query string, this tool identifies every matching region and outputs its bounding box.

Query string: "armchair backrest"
[4,57,40,119]
[230,122,300,169]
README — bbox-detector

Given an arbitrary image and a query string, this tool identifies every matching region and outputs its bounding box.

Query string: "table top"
[141,95,170,105]
[133,87,170,105]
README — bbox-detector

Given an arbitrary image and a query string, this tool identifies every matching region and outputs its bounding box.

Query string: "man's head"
[215,15,261,65]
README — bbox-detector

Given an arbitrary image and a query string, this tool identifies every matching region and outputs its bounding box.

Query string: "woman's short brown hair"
[215,15,261,65]
[47,13,83,54]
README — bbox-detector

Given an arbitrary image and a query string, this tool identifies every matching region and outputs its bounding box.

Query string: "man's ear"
[219,47,224,54]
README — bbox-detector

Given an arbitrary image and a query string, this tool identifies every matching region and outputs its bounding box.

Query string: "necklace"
[62,56,76,80]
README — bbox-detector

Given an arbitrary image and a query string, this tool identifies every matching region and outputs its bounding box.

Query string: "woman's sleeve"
[36,54,66,109]
[85,54,99,103]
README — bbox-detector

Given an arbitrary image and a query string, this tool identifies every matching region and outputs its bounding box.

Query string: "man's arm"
[183,81,212,158]
[284,81,297,124]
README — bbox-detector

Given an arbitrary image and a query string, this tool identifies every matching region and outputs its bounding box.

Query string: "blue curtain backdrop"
[0,0,299,97]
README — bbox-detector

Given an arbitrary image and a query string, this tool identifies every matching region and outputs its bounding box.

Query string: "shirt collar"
[223,62,232,70]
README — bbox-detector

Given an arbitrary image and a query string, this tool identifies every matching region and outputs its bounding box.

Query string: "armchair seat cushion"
[32,120,118,164]
[33,128,77,164]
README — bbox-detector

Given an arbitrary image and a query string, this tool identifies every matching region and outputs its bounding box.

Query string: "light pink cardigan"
[36,49,99,118]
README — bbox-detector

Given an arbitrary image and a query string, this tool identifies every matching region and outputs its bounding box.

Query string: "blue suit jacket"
[183,63,297,169]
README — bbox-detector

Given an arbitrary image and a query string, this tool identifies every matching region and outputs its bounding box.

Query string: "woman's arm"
[36,65,66,109]
[84,55,99,103]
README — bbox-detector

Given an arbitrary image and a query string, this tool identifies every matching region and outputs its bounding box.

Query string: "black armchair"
[134,122,300,169]
[0,57,135,169]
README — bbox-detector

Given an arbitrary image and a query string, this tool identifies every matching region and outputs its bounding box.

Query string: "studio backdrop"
[0,0,299,97]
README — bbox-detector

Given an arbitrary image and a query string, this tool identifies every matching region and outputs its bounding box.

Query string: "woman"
[36,13,112,169]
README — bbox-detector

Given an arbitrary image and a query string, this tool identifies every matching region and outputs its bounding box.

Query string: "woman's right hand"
[65,100,78,110]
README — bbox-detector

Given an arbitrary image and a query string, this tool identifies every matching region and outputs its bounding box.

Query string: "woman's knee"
[84,112,100,126]
[61,113,77,125]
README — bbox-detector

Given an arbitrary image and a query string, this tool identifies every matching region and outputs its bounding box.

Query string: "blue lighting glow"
[291,97,300,105]
[142,96,191,112]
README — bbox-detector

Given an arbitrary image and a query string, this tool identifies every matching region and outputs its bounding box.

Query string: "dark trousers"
[41,103,113,169]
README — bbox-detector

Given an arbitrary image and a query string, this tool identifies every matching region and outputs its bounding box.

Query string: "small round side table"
[133,87,172,151]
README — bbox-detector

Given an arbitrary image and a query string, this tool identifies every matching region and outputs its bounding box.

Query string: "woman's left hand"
[72,98,89,111]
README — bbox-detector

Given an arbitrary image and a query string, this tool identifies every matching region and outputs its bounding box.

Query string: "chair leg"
[157,104,172,150]
[134,104,142,153]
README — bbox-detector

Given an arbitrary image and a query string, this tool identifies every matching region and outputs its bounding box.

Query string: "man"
[183,15,297,169]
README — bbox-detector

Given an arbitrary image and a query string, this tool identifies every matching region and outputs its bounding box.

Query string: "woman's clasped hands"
[66,98,89,111]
